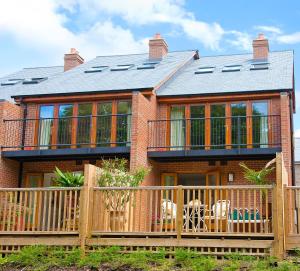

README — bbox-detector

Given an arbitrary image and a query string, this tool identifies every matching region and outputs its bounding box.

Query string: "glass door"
[210,104,226,149]
[57,104,74,148]
[38,105,54,149]
[170,106,185,150]
[190,105,205,149]
[252,102,268,148]
[77,103,92,148]
[231,103,247,148]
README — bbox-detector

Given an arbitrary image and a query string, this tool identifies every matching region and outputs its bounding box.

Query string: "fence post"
[272,153,285,259]
[79,164,97,252]
[176,186,183,240]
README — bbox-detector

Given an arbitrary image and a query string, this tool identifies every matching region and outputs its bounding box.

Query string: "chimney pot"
[64,48,84,72]
[149,33,168,60]
[252,33,269,60]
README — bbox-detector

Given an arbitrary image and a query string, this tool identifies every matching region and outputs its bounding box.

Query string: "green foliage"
[1,246,300,271]
[239,162,274,185]
[97,158,150,210]
[54,167,84,187]
[98,158,150,188]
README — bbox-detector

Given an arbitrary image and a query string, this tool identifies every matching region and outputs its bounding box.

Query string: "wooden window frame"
[167,99,271,150]
[36,99,131,149]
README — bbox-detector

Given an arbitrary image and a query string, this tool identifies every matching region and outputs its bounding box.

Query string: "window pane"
[96,102,112,146]
[231,103,247,148]
[57,104,73,148]
[190,105,205,149]
[210,104,226,148]
[170,106,185,150]
[77,103,92,147]
[117,101,132,146]
[252,102,268,148]
[38,106,54,149]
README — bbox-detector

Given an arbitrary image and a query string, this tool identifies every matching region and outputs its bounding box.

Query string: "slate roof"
[9,51,196,99]
[157,51,294,96]
[0,50,294,101]
[295,138,300,163]
[0,66,64,101]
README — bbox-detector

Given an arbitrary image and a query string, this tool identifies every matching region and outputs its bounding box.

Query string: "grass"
[0,246,300,271]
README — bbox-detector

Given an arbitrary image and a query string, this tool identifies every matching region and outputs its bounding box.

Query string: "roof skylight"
[222,65,242,72]
[1,79,23,86]
[85,66,108,73]
[111,64,134,71]
[250,61,269,70]
[137,61,159,70]
[195,66,215,74]
[22,77,47,84]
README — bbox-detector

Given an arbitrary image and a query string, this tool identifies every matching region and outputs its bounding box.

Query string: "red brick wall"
[0,101,23,187]
[130,92,159,186]
[280,93,293,184]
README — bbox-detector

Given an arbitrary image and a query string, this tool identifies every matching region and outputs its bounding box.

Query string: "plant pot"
[109,210,127,232]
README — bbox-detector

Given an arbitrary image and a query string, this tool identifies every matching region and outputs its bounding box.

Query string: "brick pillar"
[0,101,22,187]
[280,92,292,185]
[130,91,159,231]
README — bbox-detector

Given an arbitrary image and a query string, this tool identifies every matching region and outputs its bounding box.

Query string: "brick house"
[0,33,295,189]
[0,33,296,256]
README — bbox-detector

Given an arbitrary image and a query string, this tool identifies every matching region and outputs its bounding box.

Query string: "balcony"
[2,114,132,160]
[147,115,281,161]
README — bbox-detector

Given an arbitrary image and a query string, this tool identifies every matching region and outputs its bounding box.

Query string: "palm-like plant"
[54,167,84,187]
[239,162,274,185]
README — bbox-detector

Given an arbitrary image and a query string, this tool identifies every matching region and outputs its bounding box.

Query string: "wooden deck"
[0,153,298,258]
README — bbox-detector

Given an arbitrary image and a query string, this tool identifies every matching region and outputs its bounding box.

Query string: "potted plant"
[54,167,84,230]
[97,158,150,231]
[239,160,275,217]
[54,167,84,187]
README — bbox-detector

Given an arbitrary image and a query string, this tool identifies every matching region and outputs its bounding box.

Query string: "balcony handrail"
[148,114,280,123]
[3,113,132,122]
[94,184,274,190]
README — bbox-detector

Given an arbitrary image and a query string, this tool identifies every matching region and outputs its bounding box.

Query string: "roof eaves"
[11,87,154,99]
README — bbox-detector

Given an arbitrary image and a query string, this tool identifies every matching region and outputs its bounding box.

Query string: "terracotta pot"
[109,210,127,231]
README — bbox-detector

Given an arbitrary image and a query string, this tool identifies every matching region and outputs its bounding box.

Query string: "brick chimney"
[64,48,84,71]
[149,33,168,60]
[252,33,269,59]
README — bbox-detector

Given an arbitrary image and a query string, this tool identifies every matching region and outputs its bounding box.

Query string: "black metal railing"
[148,115,281,151]
[2,114,131,150]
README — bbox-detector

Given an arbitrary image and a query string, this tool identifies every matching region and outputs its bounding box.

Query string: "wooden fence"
[91,185,274,237]
[0,153,298,258]
[0,188,80,234]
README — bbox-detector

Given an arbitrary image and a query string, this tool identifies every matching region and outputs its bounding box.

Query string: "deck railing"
[2,114,131,151]
[91,185,274,236]
[148,115,281,151]
[0,188,81,233]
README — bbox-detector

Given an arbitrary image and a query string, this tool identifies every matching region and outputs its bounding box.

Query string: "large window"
[252,102,268,148]
[231,103,247,148]
[190,105,205,149]
[36,100,131,149]
[96,102,112,146]
[38,105,54,149]
[77,103,92,147]
[57,104,73,148]
[170,106,185,150]
[210,104,226,149]
[117,101,132,146]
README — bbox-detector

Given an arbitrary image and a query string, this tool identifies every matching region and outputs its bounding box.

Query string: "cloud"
[295,129,300,138]
[0,0,148,62]
[255,25,282,34]
[59,0,227,50]
[226,31,252,51]
[277,32,300,44]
